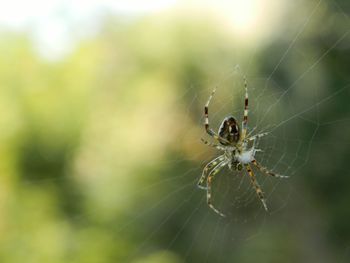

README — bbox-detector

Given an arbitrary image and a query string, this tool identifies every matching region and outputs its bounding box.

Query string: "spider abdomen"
[218,116,240,144]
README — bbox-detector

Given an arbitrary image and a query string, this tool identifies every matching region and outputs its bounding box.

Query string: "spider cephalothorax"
[198,76,288,217]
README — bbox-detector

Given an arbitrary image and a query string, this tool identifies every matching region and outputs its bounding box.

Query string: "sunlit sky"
[0,0,285,59]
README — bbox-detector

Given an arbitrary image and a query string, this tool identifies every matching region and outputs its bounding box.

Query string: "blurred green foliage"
[0,1,349,262]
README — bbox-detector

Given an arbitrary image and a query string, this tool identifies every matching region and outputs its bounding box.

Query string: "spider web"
[6,0,350,262]
[117,1,350,262]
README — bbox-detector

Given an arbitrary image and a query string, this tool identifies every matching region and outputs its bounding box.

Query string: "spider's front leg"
[207,161,227,217]
[244,163,268,211]
[197,155,225,189]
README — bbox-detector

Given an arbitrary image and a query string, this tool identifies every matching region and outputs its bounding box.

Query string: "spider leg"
[201,138,220,147]
[197,155,225,189]
[201,138,226,151]
[204,88,231,145]
[251,159,289,178]
[244,163,268,211]
[247,132,269,142]
[207,161,227,217]
[241,75,249,141]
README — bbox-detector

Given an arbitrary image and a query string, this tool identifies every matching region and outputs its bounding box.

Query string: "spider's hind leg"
[207,161,227,217]
[244,164,268,211]
[197,155,225,189]
[251,159,289,178]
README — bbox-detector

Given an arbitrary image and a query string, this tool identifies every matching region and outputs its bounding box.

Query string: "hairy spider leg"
[240,75,249,141]
[251,159,289,178]
[197,155,225,189]
[207,161,228,217]
[201,138,226,151]
[244,164,268,211]
[204,88,231,145]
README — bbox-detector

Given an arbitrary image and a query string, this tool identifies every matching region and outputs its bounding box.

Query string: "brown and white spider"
[198,77,288,217]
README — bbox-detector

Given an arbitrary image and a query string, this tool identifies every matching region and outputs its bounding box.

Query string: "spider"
[198,76,288,217]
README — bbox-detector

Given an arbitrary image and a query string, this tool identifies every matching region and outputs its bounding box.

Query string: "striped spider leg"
[206,160,228,217]
[243,159,288,211]
[204,88,231,146]
[197,155,225,189]
[247,132,288,179]
[251,159,289,179]
[244,163,268,211]
[240,74,249,141]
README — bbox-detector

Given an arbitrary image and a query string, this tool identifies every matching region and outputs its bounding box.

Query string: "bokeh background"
[0,0,349,262]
